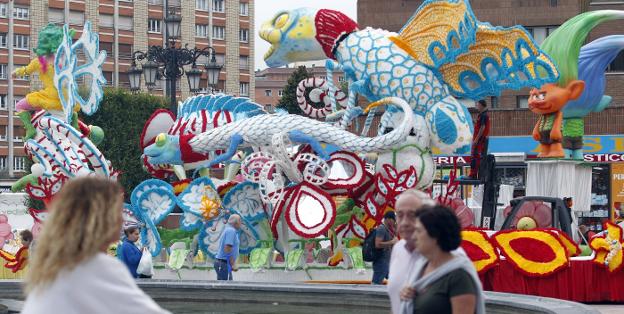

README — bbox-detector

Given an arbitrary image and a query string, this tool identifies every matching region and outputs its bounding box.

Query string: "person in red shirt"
[469,100,490,179]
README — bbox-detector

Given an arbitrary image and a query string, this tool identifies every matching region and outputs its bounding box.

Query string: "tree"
[81,88,168,198]
[276,66,310,115]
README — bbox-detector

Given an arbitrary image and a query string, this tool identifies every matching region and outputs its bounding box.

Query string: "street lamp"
[127,7,222,115]
[127,61,143,92]
[186,64,202,93]
[164,10,182,39]
[205,54,221,94]
[142,60,160,89]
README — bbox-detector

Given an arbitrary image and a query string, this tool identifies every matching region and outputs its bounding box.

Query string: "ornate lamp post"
[127,8,222,115]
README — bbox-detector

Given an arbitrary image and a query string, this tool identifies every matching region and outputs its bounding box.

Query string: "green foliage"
[81,88,168,198]
[276,66,310,115]
[24,158,44,211]
[340,80,349,95]
[157,227,199,248]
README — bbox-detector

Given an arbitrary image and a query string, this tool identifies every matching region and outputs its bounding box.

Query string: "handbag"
[137,249,154,277]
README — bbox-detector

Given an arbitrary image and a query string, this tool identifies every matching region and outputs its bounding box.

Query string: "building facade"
[255,65,345,113]
[0,0,253,185]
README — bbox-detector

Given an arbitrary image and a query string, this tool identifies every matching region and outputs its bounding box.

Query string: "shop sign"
[433,135,624,164]
[584,154,624,162]
[612,164,624,222]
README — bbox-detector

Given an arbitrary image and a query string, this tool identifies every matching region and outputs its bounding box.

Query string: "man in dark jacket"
[372,211,398,284]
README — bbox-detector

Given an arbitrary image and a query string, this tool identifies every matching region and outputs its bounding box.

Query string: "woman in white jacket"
[22,176,169,314]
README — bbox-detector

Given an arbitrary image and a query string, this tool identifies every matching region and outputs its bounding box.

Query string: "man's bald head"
[396,190,435,211]
[228,214,242,229]
[395,189,436,249]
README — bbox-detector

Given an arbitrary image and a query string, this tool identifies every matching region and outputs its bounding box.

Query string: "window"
[0,157,6,169]
[525,26,558,46]
[48,8,64,23]
[239,29,249,43]
[265,90,272,97]
[550,0,557,6]
[148,0,163,4]
[69,10,84,25]
[338,76,345,82]
[608,51,624,72]
[0,95,6,109]
[265,105,274,113]
[103,71,113,85]
[14,65,29,80]
[14,157,25,172]
[14,34,29,50]
[13,7,29,20]
[278,90,284,97]
[0,3,6,18]
[239,55,249,69]
[196,0,209,11]
[99,14,114,28]
[0,64,6,79]
[148,19,162,33]
[240,82,249,96]
[118,71,131,87]
[213,26,225,40]
[213,0,224,12]
[490,96,499,109]
[0,33,6,48]
[215,54,225,67]
[118,44,133,58]
[118,16,134,30]
[100,42,113,55]
[13,126,24,142]
[195,24,208,38]
[240,2,249,16]
[516,95,529,109]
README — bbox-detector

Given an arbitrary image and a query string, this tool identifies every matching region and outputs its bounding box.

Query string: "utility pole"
[7,0,14,178]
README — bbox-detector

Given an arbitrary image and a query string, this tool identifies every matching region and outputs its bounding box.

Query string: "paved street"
[589,304,624,314]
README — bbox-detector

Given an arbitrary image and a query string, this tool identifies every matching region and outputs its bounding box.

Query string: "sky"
[254,0,357,70]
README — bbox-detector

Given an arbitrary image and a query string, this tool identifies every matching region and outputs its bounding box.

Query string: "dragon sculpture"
[144,96,414,170]
[260,0,559,166]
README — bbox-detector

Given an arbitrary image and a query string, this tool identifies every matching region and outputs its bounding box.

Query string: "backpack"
[362,227,382,262]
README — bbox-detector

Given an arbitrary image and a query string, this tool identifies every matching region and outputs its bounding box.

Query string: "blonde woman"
[22,177,169,314]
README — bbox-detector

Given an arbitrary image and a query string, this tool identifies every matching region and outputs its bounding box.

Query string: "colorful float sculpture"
[137,0,559,265]
[259,0,558,186]
[11,22,112,236]
[529,11,624,158]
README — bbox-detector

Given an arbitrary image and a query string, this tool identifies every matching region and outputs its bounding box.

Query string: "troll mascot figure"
[529,11,624,158]
[12,24,77,140]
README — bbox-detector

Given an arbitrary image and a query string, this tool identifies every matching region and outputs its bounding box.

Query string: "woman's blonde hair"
[25,176,123,294]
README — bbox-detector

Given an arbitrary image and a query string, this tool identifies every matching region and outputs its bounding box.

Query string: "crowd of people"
[16,176,482,314]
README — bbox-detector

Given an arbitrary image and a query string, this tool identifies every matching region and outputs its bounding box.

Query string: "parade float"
[2,0,623,304]
[0,21,112,278]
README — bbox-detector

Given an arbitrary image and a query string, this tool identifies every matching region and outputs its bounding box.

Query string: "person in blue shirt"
[119,226,144,278]
[214,214,241,280]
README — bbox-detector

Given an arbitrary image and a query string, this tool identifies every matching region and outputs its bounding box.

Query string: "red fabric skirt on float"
[480,258,624,302]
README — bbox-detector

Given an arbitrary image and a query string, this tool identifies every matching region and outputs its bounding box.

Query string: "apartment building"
[0,0,254,186]
[255,64,345,113]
